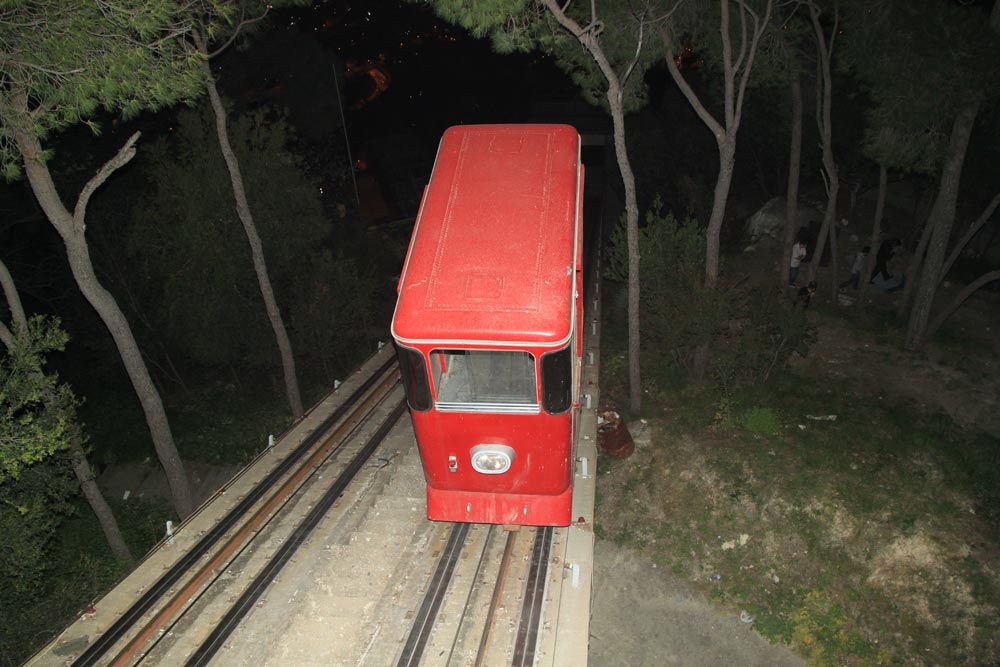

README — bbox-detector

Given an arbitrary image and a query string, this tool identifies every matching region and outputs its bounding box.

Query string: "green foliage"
[0,316,78,620]
[0,460,75,607]
[607,200,712,380]
[290,250,378,381]
[843,0,1000,174]
[714,397,784,436]
[711,286,812,394]
[420,0,532,39]
[0,493,167,664]
[422,0,655,113]
[121,103,336,371]
[0,316,75,481]
[737,406,781,436]
[607,202,811,391]
[0,0,207,176]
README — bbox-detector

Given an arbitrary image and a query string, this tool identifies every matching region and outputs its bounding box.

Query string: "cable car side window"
[540,345,572,414]
[395,344,432,412]
[431,349,538,414]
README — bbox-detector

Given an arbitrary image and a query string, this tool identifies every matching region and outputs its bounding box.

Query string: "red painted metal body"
[391,124,583,526]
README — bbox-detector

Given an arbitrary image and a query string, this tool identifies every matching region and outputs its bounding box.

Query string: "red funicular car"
[391,124,584,526]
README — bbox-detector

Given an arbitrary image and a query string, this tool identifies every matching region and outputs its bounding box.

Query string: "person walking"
[789,238,807,286]
[840,246,869,291]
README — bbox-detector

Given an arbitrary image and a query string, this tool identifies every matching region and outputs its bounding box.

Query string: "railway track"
[32,345,572,667]
[394,524,555,667]
[28,350,404,666]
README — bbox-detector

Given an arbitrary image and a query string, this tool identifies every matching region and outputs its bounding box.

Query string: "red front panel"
[410,409,574,526]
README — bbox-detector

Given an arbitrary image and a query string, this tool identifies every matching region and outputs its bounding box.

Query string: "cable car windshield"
[431,349,538,414]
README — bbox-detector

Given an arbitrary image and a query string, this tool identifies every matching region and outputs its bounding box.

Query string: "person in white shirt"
[789,239,807,286]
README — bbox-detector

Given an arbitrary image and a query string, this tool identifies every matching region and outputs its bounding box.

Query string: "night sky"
[247,1,579,163]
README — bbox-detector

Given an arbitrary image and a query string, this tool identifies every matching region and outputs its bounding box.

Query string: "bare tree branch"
[205,6,270,59]
[733,0,772,129]
[0,319,14,352]
[73,131,141,227]
[660,24,726,140]
[621,5,648,90]
[0,257,27,333]
[924,270,1000,342]
[940,188,1000,281]
[730,0,750,81]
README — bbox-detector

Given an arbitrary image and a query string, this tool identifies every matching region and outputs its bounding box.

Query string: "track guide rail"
[70,356,399,667]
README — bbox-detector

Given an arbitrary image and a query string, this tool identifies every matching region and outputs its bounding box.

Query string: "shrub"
[607,201,812,395]
[712,286,813,394]
[607,202,732,379]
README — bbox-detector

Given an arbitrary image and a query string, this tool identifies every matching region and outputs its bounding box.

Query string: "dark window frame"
[395,343,432,412]
[540,344,573,415]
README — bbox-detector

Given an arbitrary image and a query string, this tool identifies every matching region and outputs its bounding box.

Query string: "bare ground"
[589,538,805,667]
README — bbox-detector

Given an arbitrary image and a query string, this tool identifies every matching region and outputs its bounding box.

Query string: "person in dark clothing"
[796,281,817,308]
[873,238,901,282]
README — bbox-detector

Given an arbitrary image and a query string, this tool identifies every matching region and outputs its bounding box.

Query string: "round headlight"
[470,444,515,474]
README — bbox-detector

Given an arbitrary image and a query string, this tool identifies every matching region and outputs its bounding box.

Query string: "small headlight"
[470,444,515,474]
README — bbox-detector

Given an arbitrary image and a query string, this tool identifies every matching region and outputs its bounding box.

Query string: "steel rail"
[474,530,517,667]
[185,399,409,666]
[395,522,472,667]
[511,526,554,667]
[444,524,497,666]
[70,356,398,667]
[108,369,401,666]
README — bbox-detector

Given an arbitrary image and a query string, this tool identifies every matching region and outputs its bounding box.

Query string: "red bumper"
[426,483,573,526]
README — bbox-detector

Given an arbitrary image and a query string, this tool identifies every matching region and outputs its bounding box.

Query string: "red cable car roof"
[392,124,580,348]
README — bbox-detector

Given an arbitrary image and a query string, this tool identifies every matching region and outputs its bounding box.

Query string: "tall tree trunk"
[13,124,194,519]
[0,258,133,561]
[662,1,771,287]
[897,216,934,318]
[782,77,803,286]
[939,189,1000,282]
[199,52,304,419]
[658,1,771,383]
[857,164,887,307]
[541,0,642,410]
[806,3,838,292]
[705,139,737,287]
[612,99,643,412]
[923,270,1000,342]
[904,102,980,350]
[827,205,839,298]
[691,137,736,382]
[809,191,837,285]
[69,442,133,562]
[597,79,642,407]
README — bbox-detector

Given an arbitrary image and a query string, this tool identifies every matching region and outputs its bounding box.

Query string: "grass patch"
[597,364,1000,667]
